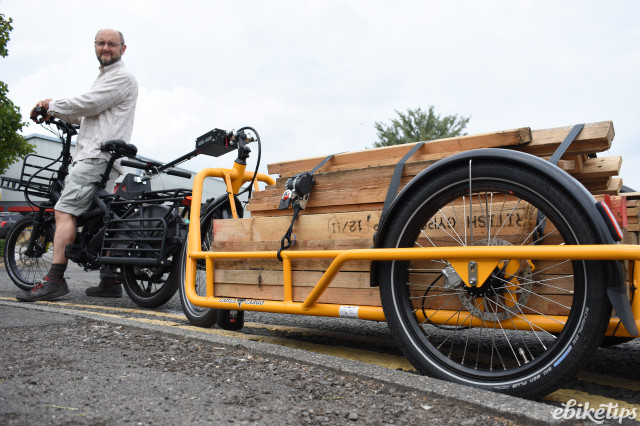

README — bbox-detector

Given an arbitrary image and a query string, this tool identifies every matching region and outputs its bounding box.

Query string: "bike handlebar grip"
[32,106,49,123]
[120,159,150,170]
[166,169,192,179]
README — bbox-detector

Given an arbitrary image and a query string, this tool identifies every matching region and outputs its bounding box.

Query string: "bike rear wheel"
[4,214,55,291]
[379,159,611,399]
[121,256,181,308]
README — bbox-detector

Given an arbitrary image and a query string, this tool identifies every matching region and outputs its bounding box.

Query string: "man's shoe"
[85,281,123,298]
[16,278,69,302]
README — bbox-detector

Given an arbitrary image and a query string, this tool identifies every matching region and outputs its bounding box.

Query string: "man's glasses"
[94,41,122,48]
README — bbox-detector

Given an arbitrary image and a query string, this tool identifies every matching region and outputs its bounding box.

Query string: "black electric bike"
[2,110,194,307]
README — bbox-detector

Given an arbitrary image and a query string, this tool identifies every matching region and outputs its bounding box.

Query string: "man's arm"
[47,71,136,122]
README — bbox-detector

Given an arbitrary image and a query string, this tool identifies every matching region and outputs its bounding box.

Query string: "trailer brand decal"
[339,306,359,319]
[219,298,265,308]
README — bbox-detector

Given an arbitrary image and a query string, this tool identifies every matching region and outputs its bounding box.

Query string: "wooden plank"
[212,283,382,306]
[267,122,612,177]
[223,200,548,248]
[268,127,532,176]
[249,202,386,218]
[250,153,622,217]
[560,154,587,173]
[514,121,614,157]
[213,269,371,288]
[602,178,623,195]
[565,156,621,179]
[213,211,382,243]
[623,192,640,200]
[210,280,571,314]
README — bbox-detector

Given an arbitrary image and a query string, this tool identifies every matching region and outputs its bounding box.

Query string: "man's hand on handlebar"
[30,100,53,123]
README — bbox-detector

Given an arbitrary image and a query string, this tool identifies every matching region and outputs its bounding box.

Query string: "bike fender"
[370,148,637,334]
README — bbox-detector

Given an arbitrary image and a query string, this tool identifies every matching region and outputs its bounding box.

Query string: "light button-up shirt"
[48,60,138,174]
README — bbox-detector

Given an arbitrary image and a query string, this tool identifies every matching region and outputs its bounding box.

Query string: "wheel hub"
[443,238,533,322]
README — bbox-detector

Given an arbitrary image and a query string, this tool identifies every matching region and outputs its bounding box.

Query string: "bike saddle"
[102,140,138,157]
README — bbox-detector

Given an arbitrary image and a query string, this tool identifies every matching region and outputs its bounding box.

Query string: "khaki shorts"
[54,158,120,216]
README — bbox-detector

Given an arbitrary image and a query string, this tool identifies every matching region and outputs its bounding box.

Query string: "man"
[18,29,138,302]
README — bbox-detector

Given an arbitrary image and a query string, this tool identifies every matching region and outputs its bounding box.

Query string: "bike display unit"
[182,120,640,399]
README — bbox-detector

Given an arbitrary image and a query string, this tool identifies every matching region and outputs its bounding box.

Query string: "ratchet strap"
[277,154,334,261]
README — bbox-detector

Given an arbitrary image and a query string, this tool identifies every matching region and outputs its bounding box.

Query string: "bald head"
[96,29,124,45]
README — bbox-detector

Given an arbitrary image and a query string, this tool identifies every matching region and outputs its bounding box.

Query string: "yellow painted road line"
[172,323,416,372]
[0,297,186,320]
[2,297,396,348]
[577,371,640,392]
[242,322,397,349]
[72,309,415,372]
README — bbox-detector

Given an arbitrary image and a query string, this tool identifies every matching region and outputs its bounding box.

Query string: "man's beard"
[98,54,121,67]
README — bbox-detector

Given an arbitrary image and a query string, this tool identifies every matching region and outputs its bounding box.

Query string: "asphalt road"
[1,262,640,424]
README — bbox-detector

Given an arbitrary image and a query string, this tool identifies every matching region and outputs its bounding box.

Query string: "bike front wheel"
[4,214,55,291]
[379,159,612,399]
[178,204,234,327]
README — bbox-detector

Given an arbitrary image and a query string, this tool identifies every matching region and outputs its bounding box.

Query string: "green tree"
[372,106,470,148]
[0,13,34,175]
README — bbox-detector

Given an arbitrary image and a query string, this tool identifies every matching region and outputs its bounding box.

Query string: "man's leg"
[43,209,76,282]
[15,210,73,302]
[52,210,76,265]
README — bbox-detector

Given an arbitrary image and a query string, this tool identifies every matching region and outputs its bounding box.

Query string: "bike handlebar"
[120,159,192,179]
[32,106,79,135]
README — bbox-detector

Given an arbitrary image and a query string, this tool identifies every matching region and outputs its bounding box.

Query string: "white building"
[0,133,229,212]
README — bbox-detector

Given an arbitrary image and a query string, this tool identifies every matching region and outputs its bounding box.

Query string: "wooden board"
[267,127,533,176]
[268,122,613,176]
[249,122,621,217]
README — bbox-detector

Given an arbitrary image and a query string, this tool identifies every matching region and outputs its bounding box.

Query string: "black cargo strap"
[549,123,585,166]
[278,204,301,261]
[310,154,335,174]
[277,154,334,261]
[381,142,425,219]
[534,124,585,242]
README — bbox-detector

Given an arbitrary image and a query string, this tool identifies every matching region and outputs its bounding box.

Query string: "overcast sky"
[3,1,639,186]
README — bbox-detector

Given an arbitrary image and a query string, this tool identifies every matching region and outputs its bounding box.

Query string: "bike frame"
[3,117,193,277]
[185,165,640,338]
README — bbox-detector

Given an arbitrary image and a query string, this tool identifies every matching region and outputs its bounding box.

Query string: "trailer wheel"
[379,159,611,399]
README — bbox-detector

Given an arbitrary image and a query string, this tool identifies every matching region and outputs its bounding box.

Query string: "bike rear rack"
[100,188,190,266]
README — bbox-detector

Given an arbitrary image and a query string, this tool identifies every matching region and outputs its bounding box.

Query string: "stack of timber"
[248,121,620,217]
[209,120,631,307]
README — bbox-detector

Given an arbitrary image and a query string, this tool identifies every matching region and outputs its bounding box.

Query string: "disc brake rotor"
[443,238,533,322]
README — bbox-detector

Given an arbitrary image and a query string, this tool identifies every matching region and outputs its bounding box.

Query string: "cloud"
[3,0,639,185]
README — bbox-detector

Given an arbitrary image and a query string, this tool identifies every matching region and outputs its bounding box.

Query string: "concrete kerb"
[0,300,564,424]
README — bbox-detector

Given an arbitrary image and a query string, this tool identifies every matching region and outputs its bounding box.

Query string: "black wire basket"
[0,153,61,200]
